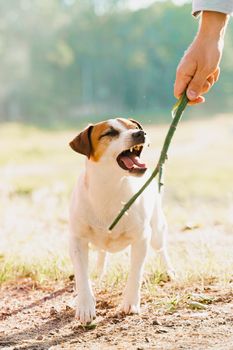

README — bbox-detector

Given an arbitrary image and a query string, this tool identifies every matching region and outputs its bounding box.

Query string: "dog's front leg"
[121,239,148,314]
[69,235,96,324]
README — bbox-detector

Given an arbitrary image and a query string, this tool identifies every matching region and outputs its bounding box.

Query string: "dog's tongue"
[120,154,146,169]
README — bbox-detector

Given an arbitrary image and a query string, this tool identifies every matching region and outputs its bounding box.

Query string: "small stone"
[156,328,168,334]
[165,322,175,327]
[152,319,161,326]
[70,339,82,344]
[37,335,43,340]
[72,325,83,331]
[50,307,58,317]
[112,318,121,324]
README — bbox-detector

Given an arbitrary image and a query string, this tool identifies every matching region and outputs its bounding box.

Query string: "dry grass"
[0,115,233,290]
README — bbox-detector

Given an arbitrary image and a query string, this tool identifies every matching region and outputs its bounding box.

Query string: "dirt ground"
[1,279,233,350]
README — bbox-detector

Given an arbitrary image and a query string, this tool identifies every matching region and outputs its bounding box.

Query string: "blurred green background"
[1,0,233,127]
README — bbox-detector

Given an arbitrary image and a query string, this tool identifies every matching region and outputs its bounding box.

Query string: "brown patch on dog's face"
[69,118,144,163]
[116,118,141,130]
[128,118,143,130]
[90,121,119,161]
[69,121,119,161]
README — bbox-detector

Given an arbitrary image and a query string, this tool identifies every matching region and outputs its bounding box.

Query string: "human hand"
[174,11,229,105]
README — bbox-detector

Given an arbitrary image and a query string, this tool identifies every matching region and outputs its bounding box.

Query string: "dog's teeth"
[130,145,143,152]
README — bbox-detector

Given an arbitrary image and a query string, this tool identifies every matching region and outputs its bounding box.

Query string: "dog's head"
[69,118,148,176]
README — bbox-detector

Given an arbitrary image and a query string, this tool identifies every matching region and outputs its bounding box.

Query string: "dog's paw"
[75,295,96,324]
[120,300,140,315]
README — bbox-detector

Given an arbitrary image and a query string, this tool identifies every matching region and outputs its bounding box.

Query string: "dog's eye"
[100,128,119,139]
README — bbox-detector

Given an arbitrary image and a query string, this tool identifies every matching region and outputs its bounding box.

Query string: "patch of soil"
[1,279,233,350]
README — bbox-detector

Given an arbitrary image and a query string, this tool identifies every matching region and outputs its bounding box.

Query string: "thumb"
[187,72,206,101]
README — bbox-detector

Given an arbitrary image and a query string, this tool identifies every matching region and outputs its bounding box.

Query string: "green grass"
[0,258,71,284]
[0,115,233,288]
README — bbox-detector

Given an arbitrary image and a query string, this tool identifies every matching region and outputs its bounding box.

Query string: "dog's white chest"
[83,226,135,252]
[71,171,157,253]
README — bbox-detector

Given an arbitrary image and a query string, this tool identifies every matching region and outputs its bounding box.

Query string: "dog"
[69,117,174,324]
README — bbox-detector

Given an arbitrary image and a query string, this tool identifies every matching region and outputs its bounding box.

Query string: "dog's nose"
[132,130,146,143]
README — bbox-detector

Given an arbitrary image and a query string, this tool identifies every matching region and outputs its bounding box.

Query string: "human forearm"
[198,11,229,40]
[174,11,229,103]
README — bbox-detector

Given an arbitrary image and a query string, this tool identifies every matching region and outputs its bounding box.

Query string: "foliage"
[0,1,233,124]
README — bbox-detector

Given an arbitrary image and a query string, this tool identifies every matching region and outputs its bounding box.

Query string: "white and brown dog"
[69,118,174,324]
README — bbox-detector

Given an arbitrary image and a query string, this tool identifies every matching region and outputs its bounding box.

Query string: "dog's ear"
[129,118,143,130]
[69,124,93,158]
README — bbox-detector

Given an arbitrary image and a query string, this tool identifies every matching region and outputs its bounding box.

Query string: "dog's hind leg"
[97,250,108,281]
[150,199,175,279]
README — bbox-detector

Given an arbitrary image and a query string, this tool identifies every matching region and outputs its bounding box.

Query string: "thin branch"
[108,91,189,231]
[158,164,164,193]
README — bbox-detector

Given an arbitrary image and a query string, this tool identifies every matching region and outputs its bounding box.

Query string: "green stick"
[108,91,189,231]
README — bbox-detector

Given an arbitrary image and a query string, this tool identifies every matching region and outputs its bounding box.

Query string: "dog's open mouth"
[116,144,147,175]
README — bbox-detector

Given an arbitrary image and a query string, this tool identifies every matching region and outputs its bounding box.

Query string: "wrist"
[198,11,229,40]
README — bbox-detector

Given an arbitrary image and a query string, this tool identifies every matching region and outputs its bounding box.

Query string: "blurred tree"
[0,0,232,123]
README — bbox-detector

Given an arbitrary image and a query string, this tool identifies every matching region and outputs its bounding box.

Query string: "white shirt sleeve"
[192,0,233,17]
